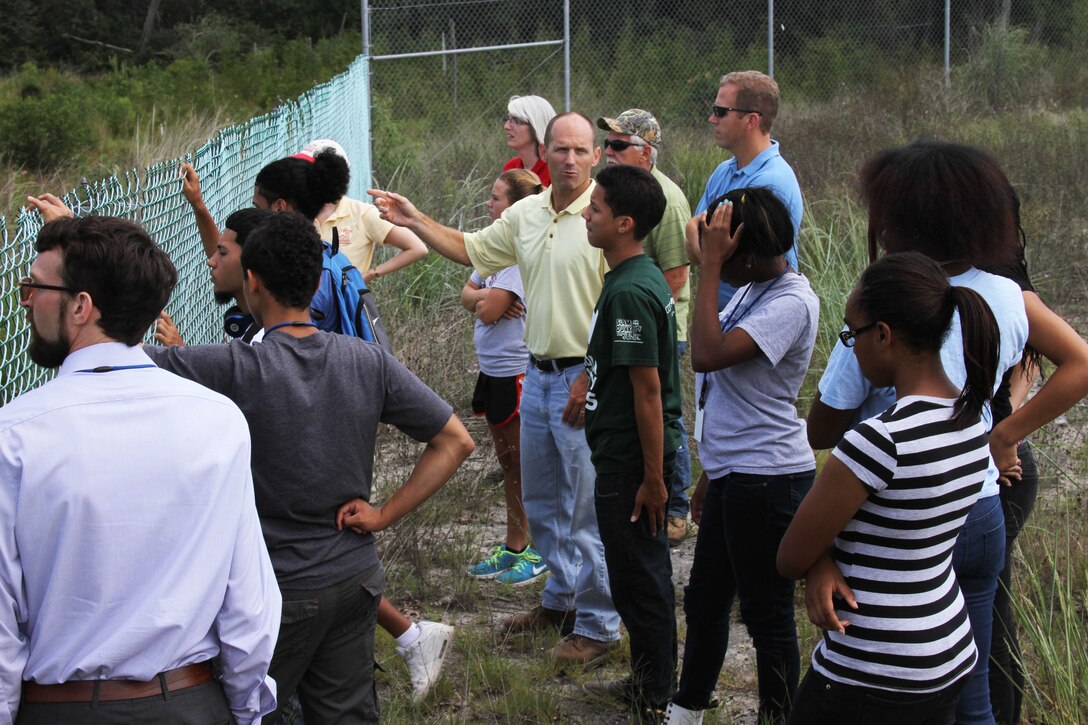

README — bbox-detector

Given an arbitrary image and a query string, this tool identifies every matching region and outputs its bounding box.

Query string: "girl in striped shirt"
[778,252,1000,724]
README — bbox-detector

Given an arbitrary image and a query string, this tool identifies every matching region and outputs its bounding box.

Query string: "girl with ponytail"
[778,252,1000,723]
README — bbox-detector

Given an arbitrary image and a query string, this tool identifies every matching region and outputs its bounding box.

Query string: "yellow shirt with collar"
[315,197,395,272]
[464,182,608,359]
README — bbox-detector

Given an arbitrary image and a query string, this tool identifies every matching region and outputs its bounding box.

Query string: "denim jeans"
[595,455,677,710]
[787,667,967,725]
[520,364,620,641]
[668,342,691,519]
[951,493,1006,725]
[674,470,814,723]
[990,442,1038,725]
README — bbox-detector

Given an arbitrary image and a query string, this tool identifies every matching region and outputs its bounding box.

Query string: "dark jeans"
[952,493,1006,725]
[269,568,383,725]
[674,470,814,723]
[990,442,1038,725]
[787,667,967,725]
[16,680,232,725]
[594,455,678,710]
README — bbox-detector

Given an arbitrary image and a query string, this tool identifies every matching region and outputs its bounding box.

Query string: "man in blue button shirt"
[684,70,804,310]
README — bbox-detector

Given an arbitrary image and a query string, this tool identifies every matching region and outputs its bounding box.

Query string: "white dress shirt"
[0,342,281,725]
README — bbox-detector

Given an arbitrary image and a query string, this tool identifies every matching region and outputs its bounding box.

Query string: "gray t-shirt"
[696,271,819,477]
[145,330,453,589]
[470,267,529,377]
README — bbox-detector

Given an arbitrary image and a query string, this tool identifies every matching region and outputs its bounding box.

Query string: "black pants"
[268,569,382,725]
[16,680,232,725]
[788,667,967,725]
[990,441,1038,725]
[594,456,677,711]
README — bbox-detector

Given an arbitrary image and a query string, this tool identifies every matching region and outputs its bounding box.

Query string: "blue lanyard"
[76,364,156,373]
[698,267,791,410]
[265,321,317,335]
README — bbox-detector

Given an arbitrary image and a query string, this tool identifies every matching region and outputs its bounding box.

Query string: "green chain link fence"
[0,55,371,406]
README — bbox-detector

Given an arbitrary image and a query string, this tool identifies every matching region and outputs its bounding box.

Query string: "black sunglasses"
[602,139,646,152]
[711,105,763,119]
[18,277,76,303]
[838,320,878,348]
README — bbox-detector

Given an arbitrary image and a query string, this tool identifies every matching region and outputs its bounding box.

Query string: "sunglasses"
[711,105,763,119]
[838,320,878,348]
[18,277,76,303]
[602,139,646,152]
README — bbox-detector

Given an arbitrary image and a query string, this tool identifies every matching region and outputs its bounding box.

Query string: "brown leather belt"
[22,661,214,703]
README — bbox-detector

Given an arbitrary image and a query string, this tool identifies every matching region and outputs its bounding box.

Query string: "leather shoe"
[547,634,615,667]
[500,605,575,636]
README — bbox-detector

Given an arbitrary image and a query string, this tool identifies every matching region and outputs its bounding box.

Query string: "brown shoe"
[547,634,615,667]
[500,605,575,636]
[667,515,688,546]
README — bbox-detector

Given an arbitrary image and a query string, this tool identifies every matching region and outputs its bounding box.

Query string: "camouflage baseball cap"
[596,109,661,147]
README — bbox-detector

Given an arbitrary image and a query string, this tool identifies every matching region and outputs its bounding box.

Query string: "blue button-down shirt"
[0,343,280,725]
[694,140,804,308]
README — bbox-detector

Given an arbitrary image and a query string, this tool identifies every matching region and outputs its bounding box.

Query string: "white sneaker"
[397,621,455,702]
[663,700,703,724]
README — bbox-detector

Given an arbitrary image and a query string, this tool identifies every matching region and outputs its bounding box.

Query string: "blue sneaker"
[496,548,548,587]
[467,545,519,579]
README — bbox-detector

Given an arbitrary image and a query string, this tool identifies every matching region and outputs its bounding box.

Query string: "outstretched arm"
[180,163,220,258]
[336,414,474,533]
[368,189,471,266]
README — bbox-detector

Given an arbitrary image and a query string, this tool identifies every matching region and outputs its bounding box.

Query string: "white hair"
[507,95,557,146]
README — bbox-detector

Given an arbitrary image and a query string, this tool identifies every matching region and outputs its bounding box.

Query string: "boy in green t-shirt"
[581,164,683,719]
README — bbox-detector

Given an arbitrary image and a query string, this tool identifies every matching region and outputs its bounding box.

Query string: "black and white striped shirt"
[812,395,988,692]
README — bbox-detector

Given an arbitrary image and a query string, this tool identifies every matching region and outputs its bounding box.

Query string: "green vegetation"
[3,8,1088,722]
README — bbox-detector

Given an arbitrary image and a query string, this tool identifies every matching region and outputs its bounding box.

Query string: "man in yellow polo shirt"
[370,112,621,666]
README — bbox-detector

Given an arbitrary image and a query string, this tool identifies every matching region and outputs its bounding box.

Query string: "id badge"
[694,405,705,444]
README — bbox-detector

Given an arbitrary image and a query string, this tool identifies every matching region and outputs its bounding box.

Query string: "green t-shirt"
[584,254,683,475]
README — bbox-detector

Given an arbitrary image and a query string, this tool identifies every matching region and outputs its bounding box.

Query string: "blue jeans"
[595,455,677,710]
[520,365,620,641]
[669,342,691,518]
[674,470,814,723]
[951,493,1006,725]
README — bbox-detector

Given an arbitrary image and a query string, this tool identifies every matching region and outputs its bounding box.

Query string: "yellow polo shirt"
[464,183,608,359]
[315,197,395,272]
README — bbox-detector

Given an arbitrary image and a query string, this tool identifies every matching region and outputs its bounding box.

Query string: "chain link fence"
[0,55,371,405]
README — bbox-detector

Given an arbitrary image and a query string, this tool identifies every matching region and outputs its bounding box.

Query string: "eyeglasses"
[18,277,76,303]
[602,139,647,152]
[711,105,763,119]
[503,115,528,126]
[838,320,878,348]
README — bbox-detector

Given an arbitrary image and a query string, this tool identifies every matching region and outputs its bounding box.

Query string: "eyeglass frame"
[838,319,878,348]
[503,114,528,126]
[602,138,647,152]
[711,105,764,119]
[18,277,76,303]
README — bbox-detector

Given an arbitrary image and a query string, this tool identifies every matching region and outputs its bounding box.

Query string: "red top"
[502,156,550,187]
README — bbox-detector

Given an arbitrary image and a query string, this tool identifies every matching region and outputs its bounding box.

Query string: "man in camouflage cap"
[596,109,694,546]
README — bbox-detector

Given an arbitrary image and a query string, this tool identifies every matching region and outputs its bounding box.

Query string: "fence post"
[944,0,951,90]
[362,0,373,190]
[768,0,775,77]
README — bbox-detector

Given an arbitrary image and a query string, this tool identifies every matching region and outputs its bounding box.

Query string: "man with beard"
[0,216,281,724]
[155,207,274,346]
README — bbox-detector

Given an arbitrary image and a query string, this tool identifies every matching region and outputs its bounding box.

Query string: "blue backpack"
[309,229,393,352]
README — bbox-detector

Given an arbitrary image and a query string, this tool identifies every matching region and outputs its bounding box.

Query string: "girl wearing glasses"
[778,251,1000,724]
[502,95,555,186]
[807,140,1088,725]
[665,187,818,725]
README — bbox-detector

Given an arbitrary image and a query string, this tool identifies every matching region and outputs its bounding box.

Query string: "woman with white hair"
[502,95,556,186]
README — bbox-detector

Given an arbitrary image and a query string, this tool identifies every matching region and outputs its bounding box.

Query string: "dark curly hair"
[254,149,348,220]
[35,216,177,345]
[240,212,324,309]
